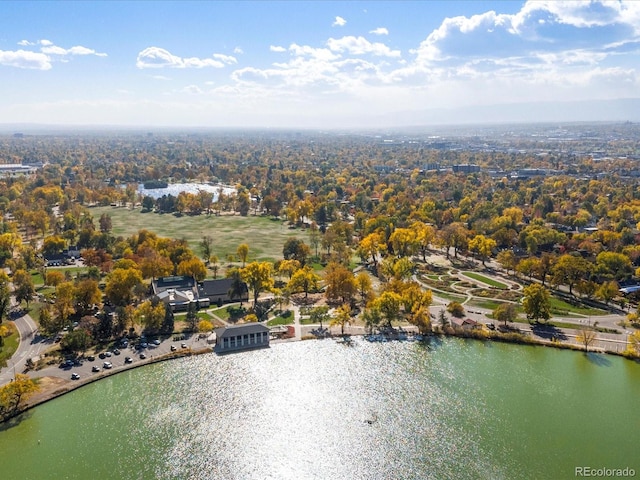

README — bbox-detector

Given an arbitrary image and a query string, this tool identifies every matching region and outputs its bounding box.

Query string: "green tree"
[61,329,92,356]
[200,235,213,264]
[161,303,175,334]
[13,269,35,308]
[186,301,198,332]
[226,267,246,305]
[309,305,330,329]
[0,276,10,323]
[522,283,551,323]
[283,238,310,266]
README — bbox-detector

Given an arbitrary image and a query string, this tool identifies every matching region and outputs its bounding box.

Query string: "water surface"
[1,338,638,480]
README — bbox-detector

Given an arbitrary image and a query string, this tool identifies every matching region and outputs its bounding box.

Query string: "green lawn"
[466,299,511,311]
[175,311,213,321]
[548,297,605,316]
[91,206,311,263]
[463,272,508,289]
[431,291,468,302]
[0,322,19,368]
[267,314,294,326]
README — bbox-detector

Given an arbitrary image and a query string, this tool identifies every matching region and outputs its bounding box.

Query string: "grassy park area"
[463,272,508,289]
[91,206,311,263]
[0,323,19,368]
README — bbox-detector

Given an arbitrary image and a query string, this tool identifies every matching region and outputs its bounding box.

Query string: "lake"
[136,182,236,200]
[1,338,639,479]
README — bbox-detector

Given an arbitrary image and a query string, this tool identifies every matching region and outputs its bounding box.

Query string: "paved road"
[0,310,52,385]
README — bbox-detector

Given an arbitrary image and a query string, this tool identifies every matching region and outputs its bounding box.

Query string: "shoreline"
[3,329,638,424]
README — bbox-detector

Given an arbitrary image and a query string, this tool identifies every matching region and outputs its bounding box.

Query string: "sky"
[1,0,640,129]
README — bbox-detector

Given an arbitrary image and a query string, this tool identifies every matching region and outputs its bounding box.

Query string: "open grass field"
[90,206,311,263]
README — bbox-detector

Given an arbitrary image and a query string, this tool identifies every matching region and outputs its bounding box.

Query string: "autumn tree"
[278,259,301,280]
[135,299,166,332]
[552,254,592,295]
[177,257,207,281]
[493,303,518,327]
[0,374,39,420]
[242,261,274,305]
[45,270,65,287]
[468,234,497,266]
[355,271,373,304]
[576,327,598,352]
[105,267,144,307]
[447,301,465,318]
[288,265,321,299]
[283,238,310,266]
[522,283,551,323]
[372,291,402,327]
[596,280,619,305]
[237,243,249,268]
[324,262,356,305]
[330,304,351,336]
[496,250,517,275]
[53,281,76,324]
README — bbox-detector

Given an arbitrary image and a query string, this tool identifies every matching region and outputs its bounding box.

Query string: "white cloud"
[369,27,389,36]
[182,85,203,94]
[18,40,35,46]
[270,45,286,53]
[332,16,347,27]
[0,49,52,70]
[136,47,229,69]
[212,53,237,64]
[234,47,244,55]
[39,39,53,46]
[327,36,401,57]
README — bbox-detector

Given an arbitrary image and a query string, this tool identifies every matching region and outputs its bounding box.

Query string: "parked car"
[104,351,113,357]
[139,353,147,359]
[153,339,161,346]
[124,356,133,364]
[87,355,95,361]
[113,349,121,355]
[170,345,177,352]
[92,365,101,372]
[181,343,187,349]
[61,359,74,369]
[71,373,80,380]
[103,361,113,369]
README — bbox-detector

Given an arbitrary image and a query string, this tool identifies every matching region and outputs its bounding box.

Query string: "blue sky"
[1,1,639,128]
